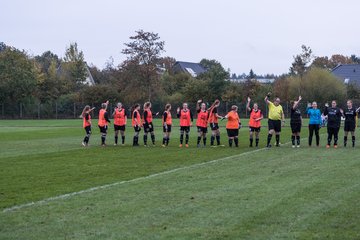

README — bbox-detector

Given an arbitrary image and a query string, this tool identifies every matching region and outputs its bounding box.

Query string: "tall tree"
[62,42,87,89]
[290,45,313,76]
[121,30,165,101]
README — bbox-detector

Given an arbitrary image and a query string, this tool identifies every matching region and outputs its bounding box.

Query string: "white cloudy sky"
[1,0,359,75]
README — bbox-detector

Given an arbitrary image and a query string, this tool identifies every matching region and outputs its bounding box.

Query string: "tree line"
[1,32,360,118]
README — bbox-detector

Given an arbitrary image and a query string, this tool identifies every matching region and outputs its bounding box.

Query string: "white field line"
[2,138,304,213]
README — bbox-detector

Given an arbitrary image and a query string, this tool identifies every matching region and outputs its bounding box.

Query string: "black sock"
[344,136,348,146]
[180,134,184,144]
[197,136,201,145]
[216,135,220,145]
[249,138,253,147]
[115,136,118,144]
[234,138,239,147]
[163,137,166,145]
[291,136,295,145]
[166,137,170,146]
[83,136,89,143]
[276,135,280,145]
[133,136,136,146]
[151,134,155,144]
[352,136,355,147]
[316,134,320,146]
[122,136,125,144]
[256,138,259,147]
[144,135,148,145]
[229,138,233,147]
[296,136,300,145]
[135,136,139,145]
[267,134,272,146]
[186,134,189,144]
[211,136,215,146]
[101,135,106,145]
[203,137,207,146]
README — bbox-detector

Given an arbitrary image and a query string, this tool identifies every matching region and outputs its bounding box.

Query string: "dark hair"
[165,103,171,110]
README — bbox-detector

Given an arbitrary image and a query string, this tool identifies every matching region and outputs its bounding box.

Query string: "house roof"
[173,61,207,77]
[331,64,360,84]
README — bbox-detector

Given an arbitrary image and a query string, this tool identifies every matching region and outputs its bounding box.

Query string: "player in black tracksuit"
[343,100,359,147]
[290,96,302,148]
[324,101,342,148]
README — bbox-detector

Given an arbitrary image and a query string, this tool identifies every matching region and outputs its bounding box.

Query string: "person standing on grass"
[290,96,303,148]
[142,102,157,147]
[177,103,193,148]
[306,101,322,147]
[264,93,285,148]
[208,99,224,147]
[98,101,111,147]
[246,97,263,148]
[132,104,142,147]
[196,100,209,148]
[224,105,241,147]
[112,102,127,146]
[162,104,172,147]
[324,100,342,149]
[343,100,360,147]
[81,105,95,147]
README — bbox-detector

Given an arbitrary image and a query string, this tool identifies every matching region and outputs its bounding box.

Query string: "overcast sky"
[1,0,359,75]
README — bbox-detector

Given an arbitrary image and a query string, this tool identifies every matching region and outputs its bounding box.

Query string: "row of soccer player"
[80,94,359,148]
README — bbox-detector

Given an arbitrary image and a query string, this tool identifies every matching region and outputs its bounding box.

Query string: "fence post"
[73,103,76,119]
[20,103,23,119]
[55,101,58,119]
[38,103,41,119]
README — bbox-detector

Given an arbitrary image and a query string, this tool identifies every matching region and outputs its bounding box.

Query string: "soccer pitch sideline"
[0,119,360,239]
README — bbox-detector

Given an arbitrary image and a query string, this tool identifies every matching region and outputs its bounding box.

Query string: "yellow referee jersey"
[268,101,283,120]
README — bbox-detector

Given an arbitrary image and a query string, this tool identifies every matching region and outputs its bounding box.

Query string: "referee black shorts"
[268,119,281,132]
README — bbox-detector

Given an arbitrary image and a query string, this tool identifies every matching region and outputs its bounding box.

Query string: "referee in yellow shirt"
[265,93,285,148]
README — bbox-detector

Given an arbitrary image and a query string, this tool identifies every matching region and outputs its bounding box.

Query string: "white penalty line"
[3,140,298,213]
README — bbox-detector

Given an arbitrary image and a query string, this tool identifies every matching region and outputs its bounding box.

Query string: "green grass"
[0,119,360,239]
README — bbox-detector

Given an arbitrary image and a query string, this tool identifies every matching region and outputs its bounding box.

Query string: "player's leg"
[351,130,355,147]
[203,129,207,146]
[255,129,260,147]
[249,129,254,147]
[114,127,119,145]
[120,127,125,145]
[315,125,320,147]
[185,128,190,147]
[216,128,221,146]
[308,124,314,146]
[334,127,339,148]
[344,130,349,147]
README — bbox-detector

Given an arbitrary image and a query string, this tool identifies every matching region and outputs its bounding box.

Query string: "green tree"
[290,45,313,76]
[121,30,165,101]
[0,47,39,104]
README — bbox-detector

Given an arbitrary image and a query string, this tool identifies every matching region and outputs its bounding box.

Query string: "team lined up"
[80,94,360,148]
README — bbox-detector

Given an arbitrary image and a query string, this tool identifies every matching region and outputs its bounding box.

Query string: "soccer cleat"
[297,145,300,148]
[326,144,330,149]
[114,143,117,146]
[334,145,338,149]
[197,144,201,148]
[162,144,166,147]
[144,145,148,147]
[82,142,86,147]
[292,145,295,148]
[185,144,189,148]
[267,144,272,148]
[179,144,183,148]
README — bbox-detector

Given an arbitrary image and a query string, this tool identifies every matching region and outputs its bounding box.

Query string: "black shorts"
[290,122,302,133]
[98,125,108,134]
[163,125,172,133]
[197,126,208,133]
[210,123,219,130]
[114,124,126,131]
[84,126,92,135]
[180,126,190,133]
[133,126,141,132]
[143,122,154,133]
[344,122,356,132]
[268,119,281,132]
[249,127,261,132]
[227,128,239,138]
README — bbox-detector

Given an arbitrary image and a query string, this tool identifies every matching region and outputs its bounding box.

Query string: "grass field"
[1,119,360,239]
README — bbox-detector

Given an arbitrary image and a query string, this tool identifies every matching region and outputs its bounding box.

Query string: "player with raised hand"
[162,104,172,147]
[196,99,209,148]
[224,105,241,147]
[246,97,263,147]
[290,96,303,148]
[81,105,95,147]
[264,93,285,148]
[112,102,127,146]
[132,103,142,147]
[208,99,224,147]
[98,100,111,147]
[343,100,359,147]
[177,103,193,148]
[324,101,342,148]
[306,101,322,147]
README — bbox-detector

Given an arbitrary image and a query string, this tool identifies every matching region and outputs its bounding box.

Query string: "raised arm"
[264,93,271,105]
[246,97,251,112]
[292,96,302,109]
